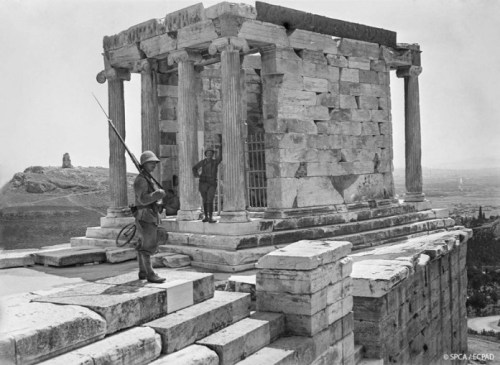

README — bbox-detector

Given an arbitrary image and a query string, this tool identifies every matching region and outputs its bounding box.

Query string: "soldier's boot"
[137,252,147,280]
[143,253,166,283]
[202,203,209,222]
[208,203,217,223]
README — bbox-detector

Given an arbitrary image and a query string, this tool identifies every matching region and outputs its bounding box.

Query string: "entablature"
[101,1,406,74]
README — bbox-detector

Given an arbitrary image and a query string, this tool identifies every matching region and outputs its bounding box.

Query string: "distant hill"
[393,167,500,218]
[0,166,137,249]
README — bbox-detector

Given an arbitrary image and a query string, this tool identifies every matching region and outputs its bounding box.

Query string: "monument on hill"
[62,153,73,168]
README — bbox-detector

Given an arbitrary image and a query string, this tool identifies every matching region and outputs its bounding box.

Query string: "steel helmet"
[140,151,160,165]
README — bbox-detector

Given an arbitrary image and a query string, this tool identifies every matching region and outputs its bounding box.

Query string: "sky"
[0,0,499,186]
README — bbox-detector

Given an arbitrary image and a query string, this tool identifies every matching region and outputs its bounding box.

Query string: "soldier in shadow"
[192,143,222,223]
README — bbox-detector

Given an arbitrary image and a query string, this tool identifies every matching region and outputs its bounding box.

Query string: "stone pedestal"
[256,240,355,363]
[397,65,425,203]
[169,50,203,221]
[141,59,161,182]
[210,38,249,223]
[105,67,131,217]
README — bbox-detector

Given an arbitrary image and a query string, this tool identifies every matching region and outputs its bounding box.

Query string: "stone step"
[332,217,455,250]
[0,298,106,365]
[32,269,214,335]
[70,237,122,248]
[160,218,455,272]
[86,226,140,241]
[105,247,137,263]
[0,249,37,269]
[164,210,446,251]
[34,247,107,267]
[162,217,274,236]
[37,327,161,365]
[152,252,191,268]
[145,291,251,354]
[100,216,135,228]
[159,245,288,273]
[149,344,219,365]
[85,226,121,239]
[197,312,285,365]
[270,202,423,231]
[263,199,401,220]
[234,346,295,365]
[254,336,317,365]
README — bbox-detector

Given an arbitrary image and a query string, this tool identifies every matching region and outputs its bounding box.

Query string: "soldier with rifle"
[93,94,167,283]
[133,151,166,283]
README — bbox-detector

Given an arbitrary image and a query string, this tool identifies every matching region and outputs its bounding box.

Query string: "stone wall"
[261,39,394,210]
[157,56,263,191]
[350,230,470,364]
[255,240,355,364]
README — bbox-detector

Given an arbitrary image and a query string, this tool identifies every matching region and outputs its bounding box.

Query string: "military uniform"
[193,152,222,222]
[133,169,165,281]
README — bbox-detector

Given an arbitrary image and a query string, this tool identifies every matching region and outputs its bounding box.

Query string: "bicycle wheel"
[116,223,136,247]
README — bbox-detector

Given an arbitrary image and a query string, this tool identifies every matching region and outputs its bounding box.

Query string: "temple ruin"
[60,2,470,364]
[88,1,431,268]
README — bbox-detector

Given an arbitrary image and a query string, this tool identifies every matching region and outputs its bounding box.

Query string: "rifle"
[92,93,164,193]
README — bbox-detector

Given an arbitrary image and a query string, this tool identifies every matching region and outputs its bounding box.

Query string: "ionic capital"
[96,67,131,84]
[208,37,249,56]
[138,59,158,73]
[167,49,202,66]
[396,65,423,78]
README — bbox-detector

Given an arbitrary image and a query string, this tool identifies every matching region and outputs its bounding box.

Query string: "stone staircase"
[67,201,454,272]
[70,216,137,248]
[160,202,454,271]
[1,266,370,365]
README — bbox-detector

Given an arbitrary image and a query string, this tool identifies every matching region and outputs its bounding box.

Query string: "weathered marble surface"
[34,247,106,267]
[149,344,219,365]
[235,346,295,365]
[0,301,106,365]
[96,269,214,304]
[146,291,250,354]
[197,314,283,365]
[37,327,161,365]
[0,250,37,269]
[257,240,352,271]
[105,247,137,263]
[32,282,166,334]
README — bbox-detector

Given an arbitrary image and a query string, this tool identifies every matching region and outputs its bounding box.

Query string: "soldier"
[192,144,222,223]
[133,151,166,283]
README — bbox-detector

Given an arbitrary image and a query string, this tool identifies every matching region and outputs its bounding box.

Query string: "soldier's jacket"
[192,155,222,185]
[133,173,161,224]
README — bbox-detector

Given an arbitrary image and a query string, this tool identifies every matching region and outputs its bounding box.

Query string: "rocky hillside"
[0,166,137,249]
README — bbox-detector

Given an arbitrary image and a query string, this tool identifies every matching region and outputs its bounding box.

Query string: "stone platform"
[3,230,464,365]
[160,201,454,272]
[1,263,360,365]
[69,200,453,272]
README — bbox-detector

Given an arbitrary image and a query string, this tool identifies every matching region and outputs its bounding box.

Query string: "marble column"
[168,50,202,220]
[97,67,131,217]
[140,59,161,182]
[209,37,249,222]
[397,65,425,202]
